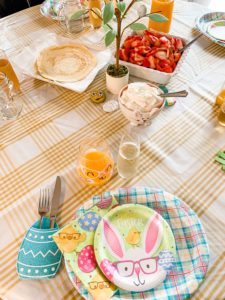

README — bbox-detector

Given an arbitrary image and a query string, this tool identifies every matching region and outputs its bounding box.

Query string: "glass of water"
[117,131,140,179]
[60,0,84,33]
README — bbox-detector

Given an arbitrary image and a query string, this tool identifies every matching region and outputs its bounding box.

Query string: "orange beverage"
[88,0,102,29]
[216,89,225,106]
[148,0,174,33]
[77,138,114,186]
[0,50,20,92]
[218,100,225,126]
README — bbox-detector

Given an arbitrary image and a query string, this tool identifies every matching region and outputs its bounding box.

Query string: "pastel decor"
[53,196,119,300]
[17,217,62,279]
[94,204,176,292]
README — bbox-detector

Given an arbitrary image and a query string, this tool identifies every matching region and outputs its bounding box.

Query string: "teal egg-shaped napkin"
[17,217,62,279]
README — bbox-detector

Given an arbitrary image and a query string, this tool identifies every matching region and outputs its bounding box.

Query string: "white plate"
[12,33,111,93]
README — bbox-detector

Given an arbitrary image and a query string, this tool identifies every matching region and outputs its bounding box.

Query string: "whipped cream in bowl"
[118,82,165,126]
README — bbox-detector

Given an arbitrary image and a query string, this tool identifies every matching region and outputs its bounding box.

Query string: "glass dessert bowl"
[118,82,165,126]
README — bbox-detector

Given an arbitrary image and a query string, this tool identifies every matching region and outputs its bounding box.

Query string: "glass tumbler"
[117,131,140,179]
[60,0,84,33]
[76,137,114,186]
[0,72,23,120]
[0,49,20,92]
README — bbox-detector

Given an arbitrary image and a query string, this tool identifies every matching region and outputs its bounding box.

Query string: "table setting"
[0,0,225,300]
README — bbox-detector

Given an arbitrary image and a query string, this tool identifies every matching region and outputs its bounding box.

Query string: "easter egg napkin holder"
[17,217,62,279]
[52,196,119,299]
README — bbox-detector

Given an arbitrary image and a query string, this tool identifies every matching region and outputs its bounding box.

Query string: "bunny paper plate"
[94,204,176,292]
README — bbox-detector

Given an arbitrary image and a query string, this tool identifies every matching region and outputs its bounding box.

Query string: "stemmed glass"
[0,72,23,120]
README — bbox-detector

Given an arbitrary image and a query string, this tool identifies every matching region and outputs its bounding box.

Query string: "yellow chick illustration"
[53,225,86,253]
[125,227,141,245]
[88,272,116,300]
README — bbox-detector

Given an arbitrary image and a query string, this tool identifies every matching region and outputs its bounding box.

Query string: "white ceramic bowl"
[118,83,165,126]
[119,31,189,85]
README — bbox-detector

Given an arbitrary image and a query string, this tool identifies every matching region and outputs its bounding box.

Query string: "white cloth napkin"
[12,33,112,93]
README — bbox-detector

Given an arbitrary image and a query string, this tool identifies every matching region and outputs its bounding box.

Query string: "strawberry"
[142,35,151,46]
[143,57,150,68]
[174,52,181,62]
[119,48,129,61]
[148,55,156,69]
[156,60,173,73]
[123,36,142,49]
[175,38,183,50]
[131,40,143,48]
[155,50,167,60]
[159,36,170,47]
[134,46,151,55]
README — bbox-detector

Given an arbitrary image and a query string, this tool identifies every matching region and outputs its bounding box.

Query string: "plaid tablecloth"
[0,1,225,300]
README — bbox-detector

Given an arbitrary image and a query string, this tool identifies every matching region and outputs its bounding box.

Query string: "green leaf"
[103,24,110,33]
[104,30,116,47]
[130,22,147,31]
[103,2,114,25]
[149,13,168,23]
[70,9,86,21]
[117,2,126,13]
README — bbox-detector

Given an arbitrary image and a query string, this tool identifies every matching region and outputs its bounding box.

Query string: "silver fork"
[38,188,50,229]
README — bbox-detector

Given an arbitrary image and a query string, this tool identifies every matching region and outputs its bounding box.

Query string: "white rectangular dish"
[119,31,189,85]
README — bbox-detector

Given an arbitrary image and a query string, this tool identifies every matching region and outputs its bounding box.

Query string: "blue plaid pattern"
[66,187,210,300]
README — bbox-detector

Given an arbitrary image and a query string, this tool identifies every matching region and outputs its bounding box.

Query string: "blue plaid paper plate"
[65,187,210,299]
[196,12,225,47]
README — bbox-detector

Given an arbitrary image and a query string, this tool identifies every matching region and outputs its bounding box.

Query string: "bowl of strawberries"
[119,30,188,85]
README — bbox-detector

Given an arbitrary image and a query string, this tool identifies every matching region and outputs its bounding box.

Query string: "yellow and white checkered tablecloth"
[0,1,225,299]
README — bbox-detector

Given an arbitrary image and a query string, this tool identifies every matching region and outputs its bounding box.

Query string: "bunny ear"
[144,213,163,255]
[103,219,124,259]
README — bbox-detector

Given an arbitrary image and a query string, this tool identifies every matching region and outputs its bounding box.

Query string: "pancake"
[36,44,97,82]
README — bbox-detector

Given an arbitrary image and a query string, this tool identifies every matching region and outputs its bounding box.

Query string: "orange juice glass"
[88,0,102,29]
[77,137,114,186]
[148,0,174,33]
[216,81,225,106]
[0,49,20,92]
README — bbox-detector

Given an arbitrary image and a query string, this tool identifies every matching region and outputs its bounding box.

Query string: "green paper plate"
[94,204,176,292]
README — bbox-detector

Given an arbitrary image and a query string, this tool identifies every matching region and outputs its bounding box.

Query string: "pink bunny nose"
[134,263,140,276]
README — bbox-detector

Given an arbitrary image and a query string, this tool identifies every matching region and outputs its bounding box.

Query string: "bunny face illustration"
[99,212,172,292]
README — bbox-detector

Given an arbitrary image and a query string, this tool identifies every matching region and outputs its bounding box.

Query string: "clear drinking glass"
[76,137,114,186]
[0,49,20,92]
[117,132,140,179]
[60,0,84,33]
[0,72,23,120]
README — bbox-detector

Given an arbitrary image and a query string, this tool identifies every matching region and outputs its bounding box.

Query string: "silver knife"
[50,176,61,228]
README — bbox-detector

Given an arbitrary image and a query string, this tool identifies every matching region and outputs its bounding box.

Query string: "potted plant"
[72,1,167,94]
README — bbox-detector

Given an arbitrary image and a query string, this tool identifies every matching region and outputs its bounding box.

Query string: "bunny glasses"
[114,257,159,277]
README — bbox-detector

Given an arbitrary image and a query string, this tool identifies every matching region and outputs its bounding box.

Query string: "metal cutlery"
[38,188,50,229]
[49,176,61,228]
[178,33,203,53]
[160,90,188,98]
